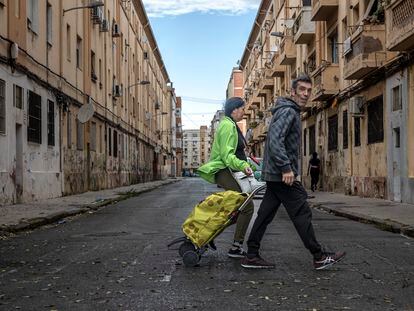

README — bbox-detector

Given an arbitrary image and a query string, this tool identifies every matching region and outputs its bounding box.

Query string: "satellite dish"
[77,103,95,123]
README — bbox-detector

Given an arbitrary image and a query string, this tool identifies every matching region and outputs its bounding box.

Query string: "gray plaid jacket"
[261,97,301,182]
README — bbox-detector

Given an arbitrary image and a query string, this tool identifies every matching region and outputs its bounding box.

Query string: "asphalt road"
[0,178,413,310]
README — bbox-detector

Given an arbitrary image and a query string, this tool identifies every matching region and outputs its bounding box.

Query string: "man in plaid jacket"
[241,74,346,270]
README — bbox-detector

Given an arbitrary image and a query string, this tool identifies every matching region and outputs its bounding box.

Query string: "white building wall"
[0,64,61,204]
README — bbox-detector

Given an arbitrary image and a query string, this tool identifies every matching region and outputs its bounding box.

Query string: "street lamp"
[128,80,150,89]
[63,1,104,15]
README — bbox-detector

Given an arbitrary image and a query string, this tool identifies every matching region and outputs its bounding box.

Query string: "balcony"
[311,0,339,21]
[311,63,340,101]
[343,25,386,80]
[266,53,285,77]
[386,0,414,51]
[279,37,296,65]
[293,7,315,44]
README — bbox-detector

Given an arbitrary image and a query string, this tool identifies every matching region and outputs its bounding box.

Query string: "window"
[76,35,82,69]
[46,3,52,45]
[309,125,315,155]
[91,50,96,82]
[66,24,71,61]
[14,0,20,17]
[77,120,84,150]
[27,0,39,33]
[14,84,23,109]
[108,128,112,156]
[343,110,348,149]
[0,79,5,134]
[90,122,97,151]
[303,128,307,156]
[47,100,55,146]
[328,31,339,64]
[392,85,402,111]
[394,127,400,148]
[328,114,338,151]
[28,91,42,144]
[99,124,102,153]
[67,111,72,148]
[113,130,118,157]
[354,117,361,147]
[367,95,384,144]
[98,59,102,87]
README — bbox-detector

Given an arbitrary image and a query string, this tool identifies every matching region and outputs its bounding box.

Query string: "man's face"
[291,81,312,107]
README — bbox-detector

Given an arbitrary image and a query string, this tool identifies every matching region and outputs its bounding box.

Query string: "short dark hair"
[224,97,245,117]
[291,73,312,90]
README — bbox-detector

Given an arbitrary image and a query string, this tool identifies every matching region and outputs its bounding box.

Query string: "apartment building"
[182,127,211,175]
[239,0,414,203]
[0,0,175,204]
[175,96,183,176]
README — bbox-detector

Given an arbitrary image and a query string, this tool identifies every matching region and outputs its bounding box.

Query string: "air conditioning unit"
[112,23,121,37]
[175,108,181,116]
[155,102,160,110]
[113,85,123,97]
[91,6,103,24]
[349,95,365,116]
[100,19,109,32]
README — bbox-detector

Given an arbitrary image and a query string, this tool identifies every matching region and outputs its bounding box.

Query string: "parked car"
[247,156,263,181]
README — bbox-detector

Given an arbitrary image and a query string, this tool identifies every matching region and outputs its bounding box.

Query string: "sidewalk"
[0,178,182,235]
[308,191,414,238]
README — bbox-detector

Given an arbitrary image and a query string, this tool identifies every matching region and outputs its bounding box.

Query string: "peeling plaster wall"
[0,67,61,204]
[301,82,388,199]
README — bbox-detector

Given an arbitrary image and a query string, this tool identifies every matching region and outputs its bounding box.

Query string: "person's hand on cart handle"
[244,167,253,176]
[282,171,295,186]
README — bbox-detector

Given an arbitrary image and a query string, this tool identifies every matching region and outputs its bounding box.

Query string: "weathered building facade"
[0,0,175,204]
[182,127,211,175]
[239,0,414,203]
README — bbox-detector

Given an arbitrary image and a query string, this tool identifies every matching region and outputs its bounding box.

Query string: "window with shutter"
[47,100,55,146]
[28,90,42,144]
[0,79,5,134]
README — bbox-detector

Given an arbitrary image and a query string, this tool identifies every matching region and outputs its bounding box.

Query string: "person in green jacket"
[198,97,253,258]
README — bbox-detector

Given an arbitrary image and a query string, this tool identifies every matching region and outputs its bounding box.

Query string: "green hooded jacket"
[197,116,250,184]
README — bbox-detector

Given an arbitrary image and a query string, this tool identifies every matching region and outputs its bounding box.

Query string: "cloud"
[143,0,261,17]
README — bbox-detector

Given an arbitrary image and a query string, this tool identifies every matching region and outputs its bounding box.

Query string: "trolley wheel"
[178,241,196,257]
[182,250,200,267]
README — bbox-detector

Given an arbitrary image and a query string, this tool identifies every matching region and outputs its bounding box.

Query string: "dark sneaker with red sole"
[314,251,346,270]
[241,256,275,269]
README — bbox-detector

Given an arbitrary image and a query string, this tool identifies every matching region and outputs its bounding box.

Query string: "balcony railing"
[293,7,315,44]
[311,0,339,21]
[311,63,340,101]
[267,53,285,77]
[386,0,414,51]
[343,25,386,80]
[279,37,296,65]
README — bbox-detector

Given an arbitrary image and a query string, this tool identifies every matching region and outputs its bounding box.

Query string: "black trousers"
[310,171,319,190]
[247,181,322,257]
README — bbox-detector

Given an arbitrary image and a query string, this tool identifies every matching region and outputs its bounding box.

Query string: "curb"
[311,203,414,239]
[0,179,181,235]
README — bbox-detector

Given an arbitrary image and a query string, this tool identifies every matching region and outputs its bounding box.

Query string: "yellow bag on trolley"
[182,190,247,248]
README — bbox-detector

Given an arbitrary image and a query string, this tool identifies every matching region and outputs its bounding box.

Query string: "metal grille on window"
[90,122,97,151]
[328,114,338,151]
[343,110,348,149]
[47,100,55,146]
[77,119,84,150]
[28,90,42,144]
[367,95,384,144]
[354,117,361,147]
[0,80,5,134]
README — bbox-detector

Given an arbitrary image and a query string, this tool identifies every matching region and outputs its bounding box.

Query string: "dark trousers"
[310,171,319,190]
[247,181,322,257]
[215,168,254,243]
